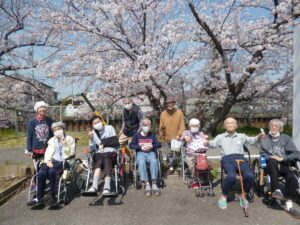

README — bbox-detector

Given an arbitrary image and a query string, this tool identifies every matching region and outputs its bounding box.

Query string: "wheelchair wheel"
[252,158,263,197]
[63,183,72,205]
[133,170,142,189]
[71,159,85,194]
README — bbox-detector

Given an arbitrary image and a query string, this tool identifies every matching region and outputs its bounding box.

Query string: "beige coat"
[44,135,75,162]
[159,109,185,142]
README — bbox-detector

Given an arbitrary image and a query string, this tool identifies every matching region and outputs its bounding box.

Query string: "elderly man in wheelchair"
[27,121,76,209]
[258,119,300,219]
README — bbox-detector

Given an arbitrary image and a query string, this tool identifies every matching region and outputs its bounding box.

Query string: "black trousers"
[267,158,298,199]
[94,152,117,176]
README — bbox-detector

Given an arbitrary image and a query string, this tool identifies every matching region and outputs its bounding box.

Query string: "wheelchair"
[27,139,83,207]
[80,148,125,198]
[252,156,300,207]
[220,146,255,202]
[181,148,215,197]
[133,148,165,190]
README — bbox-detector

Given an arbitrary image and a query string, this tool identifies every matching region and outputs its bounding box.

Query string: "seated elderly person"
[130,118,162,197]
[86,115,119,195]
[181,118,208,189]
[28,121,75,208]
[260,119,300,219]
[209,117,264,210]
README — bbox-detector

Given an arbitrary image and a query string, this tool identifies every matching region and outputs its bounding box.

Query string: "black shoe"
[27,198,38,206]
[48,194,56,206]
[246,192,254,202]
[285,207,300,219]
[31,200,45,210]
[272,189,284,200]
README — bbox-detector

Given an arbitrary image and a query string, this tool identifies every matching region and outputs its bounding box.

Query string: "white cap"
[34,101,49,112]
[189,118,200,127]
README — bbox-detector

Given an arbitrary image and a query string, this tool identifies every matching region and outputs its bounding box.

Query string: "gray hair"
[51,121,66,130]
[269,119,284,129]
[141,118,151,126]
[122,96,132,103]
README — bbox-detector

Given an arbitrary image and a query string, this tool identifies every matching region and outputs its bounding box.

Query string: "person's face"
[123,98,131,105]
[166,101,175,111]
[37,107,47,117]
[92,118,101,126]
[270,123,281,135]
[224,119,237,132]
[52,127,62,132]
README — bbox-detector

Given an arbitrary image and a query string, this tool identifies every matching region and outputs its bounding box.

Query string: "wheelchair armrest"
[65,155,76,161]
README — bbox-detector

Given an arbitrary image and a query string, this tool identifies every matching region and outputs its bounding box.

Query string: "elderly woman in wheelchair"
[27,121,75,209]
[129,118,162,197]
[257,119,300,219]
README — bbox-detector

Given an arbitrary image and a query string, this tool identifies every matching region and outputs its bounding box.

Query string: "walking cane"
[236,159,249,217]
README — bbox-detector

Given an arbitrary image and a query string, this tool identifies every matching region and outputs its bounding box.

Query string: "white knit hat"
[189,118,200,127]
[34,101,49,112]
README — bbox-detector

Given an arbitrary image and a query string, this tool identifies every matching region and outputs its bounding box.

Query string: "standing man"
[26,101,53,157]
[159,96,185,174]
[119,97,143,149]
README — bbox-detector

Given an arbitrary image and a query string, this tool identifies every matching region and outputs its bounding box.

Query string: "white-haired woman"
[26,101,53,157]
[260,119,300,218]
[28,121,75,208]
[181,118,208,189]
[129,118,162,197]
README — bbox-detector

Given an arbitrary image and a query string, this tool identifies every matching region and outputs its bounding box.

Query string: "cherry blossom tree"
[0,0,58,127]
[186,0,299,133]
[39,0,197,114]
[37,0,299,134]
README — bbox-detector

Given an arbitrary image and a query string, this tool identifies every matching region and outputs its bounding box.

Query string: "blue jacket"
[129,131,161,153]
[26,116,53,152]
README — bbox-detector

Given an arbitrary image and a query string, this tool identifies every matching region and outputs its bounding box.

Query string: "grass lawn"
[0,129,89,148]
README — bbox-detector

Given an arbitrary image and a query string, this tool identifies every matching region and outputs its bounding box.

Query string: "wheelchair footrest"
[82,191,98,197]
[102,192,118,198]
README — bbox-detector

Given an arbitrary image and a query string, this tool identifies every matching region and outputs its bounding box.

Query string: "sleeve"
[283,135,300,162]
[244,134,258,146]
[180,130,190,141]
[44,139,54,162]
[48,118,54,140]
[152,134,162,149]
[129,134,141,151]
[26,119,33,152]
[137,109,143,131]
[178,111,186,137]
[159,113,165,141]
[121,110,125,131]
[209,135,221,148]
[89,132,99,152]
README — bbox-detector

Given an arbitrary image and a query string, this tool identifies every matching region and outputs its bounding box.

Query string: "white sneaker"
[87,187,97,193]
[102,189,110,195]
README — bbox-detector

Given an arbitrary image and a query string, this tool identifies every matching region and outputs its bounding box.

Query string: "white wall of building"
[293,25,300,149]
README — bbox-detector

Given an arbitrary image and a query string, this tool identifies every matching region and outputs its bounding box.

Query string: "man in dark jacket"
[119,97,143,148]
[26,101,53,158]
[260,119,300,219]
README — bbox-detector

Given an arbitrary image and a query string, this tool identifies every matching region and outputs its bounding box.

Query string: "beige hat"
[51,121,65,130]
